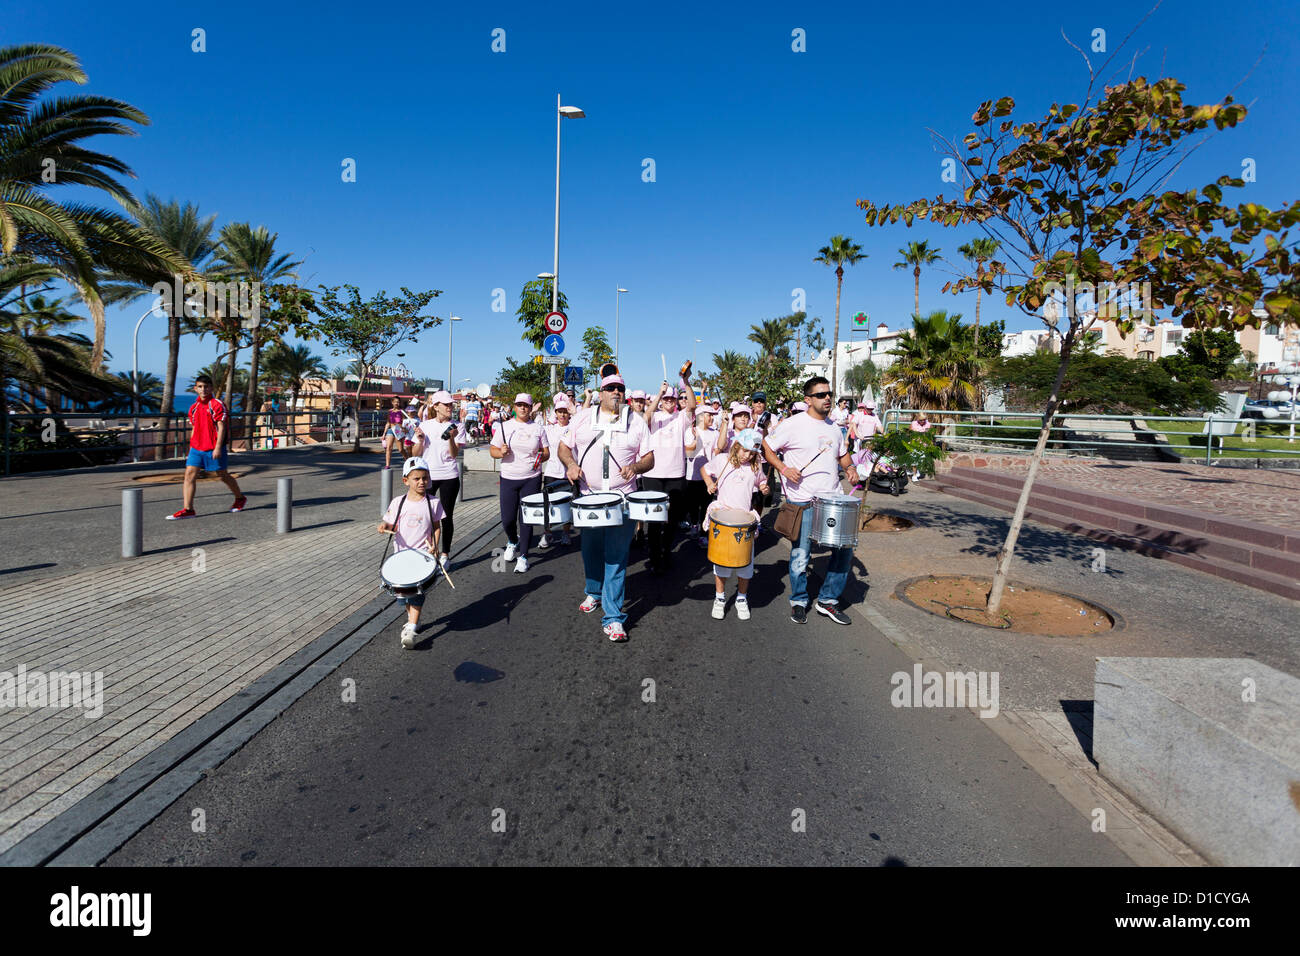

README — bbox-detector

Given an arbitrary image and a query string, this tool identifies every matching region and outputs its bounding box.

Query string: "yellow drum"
[707,507,756,568]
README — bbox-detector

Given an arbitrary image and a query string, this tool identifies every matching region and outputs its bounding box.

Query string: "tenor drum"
[625,490,669,522]
[810,493,861,548]
[380,548,439,597]
[571,493,625,527]
[707,507,756,568]
[521,490,573,526]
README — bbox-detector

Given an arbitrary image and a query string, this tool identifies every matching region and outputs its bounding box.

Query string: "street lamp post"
[447,313,462,391]
[550,94,585,393]
[131,299,166,463]
[616,287,629,363]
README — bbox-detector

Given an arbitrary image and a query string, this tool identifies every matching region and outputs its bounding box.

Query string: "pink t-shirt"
[383,493,447,552]
[702,453,762,512]
[543,420,573,479]
[687,427,719,481]
[647,410,690,479]
[416,418,466,480]
[492,418,549,480]
[910,419,932,433]
[766,412,848,504]
[852,412,884,439]
[565,406,652,495]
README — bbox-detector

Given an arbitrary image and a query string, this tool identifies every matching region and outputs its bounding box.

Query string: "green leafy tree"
[814,236,866,391]
[992,351,1217,415]
[310,285,441,450]
[893,240,943,319]
[858,45,1300,613]
[516,278,569,350]
[1158,327,1242,381]
[261,341,327,430]
[843,355,880,398]
[494,356,552,404]
[578,325,613,389]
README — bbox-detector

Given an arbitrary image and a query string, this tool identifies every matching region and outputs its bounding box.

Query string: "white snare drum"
[572,493,625,527]
[380,548,439,597]
[521,490,573,526]
[810,493,861,548]
[625,490,669,522]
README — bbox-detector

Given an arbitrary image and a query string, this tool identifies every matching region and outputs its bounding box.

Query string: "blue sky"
[10,0,1299,393]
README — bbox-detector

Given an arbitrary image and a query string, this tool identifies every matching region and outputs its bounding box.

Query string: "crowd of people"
[377,366,897,646]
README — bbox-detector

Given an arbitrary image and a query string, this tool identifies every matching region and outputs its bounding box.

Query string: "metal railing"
[877,408,1300,466]
[0,409,395,476]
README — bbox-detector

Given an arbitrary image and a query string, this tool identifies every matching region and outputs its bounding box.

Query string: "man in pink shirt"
[558,374,654,642]
[764,376,862,626]
[639,378,697,574]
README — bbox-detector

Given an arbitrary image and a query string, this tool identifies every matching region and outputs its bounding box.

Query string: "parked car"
[1242,399,1299,420]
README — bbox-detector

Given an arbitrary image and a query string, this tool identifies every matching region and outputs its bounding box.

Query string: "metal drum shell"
[707,508,756,568]
[520,491,573,526]
[625,490,670,523]
[380,549,439,597]
[810,493,861,548]
[571,493,626,527]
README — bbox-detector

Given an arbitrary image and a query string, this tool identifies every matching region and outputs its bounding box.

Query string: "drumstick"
[438,561,456,590]
[661,354,668,383]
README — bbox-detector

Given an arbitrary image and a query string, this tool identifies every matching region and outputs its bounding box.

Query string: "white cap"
[402,456,431,476]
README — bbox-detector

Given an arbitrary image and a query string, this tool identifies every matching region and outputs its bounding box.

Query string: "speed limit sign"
[544,311,567,334]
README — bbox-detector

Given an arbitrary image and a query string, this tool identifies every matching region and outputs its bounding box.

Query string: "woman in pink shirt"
[490,393,549,572]
[908,412,932,480]
[639,377,697,575]
[701,429,768,620]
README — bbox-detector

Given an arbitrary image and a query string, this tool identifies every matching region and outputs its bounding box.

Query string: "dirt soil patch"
[859,513,914,533]
[899,574,1118,636]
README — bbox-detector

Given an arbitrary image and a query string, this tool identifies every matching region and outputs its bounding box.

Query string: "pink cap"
[731,403,752,416]
[601,374,626,388]
[857,401,867,408]
[514,393,534,406]
[629,388,646,399]
[792,401,807,411]
[429,390,453,405]
[553,394,573,410]
[662,387,677,399]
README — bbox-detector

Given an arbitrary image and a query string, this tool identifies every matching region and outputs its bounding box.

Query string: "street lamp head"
[559,106,585,119]
[449,315,462,322]
[538,272,555,280]
[617,287,629,294]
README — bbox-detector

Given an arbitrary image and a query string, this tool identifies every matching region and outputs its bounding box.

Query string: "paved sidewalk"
[0,474,499,854]
[943,453,1300,531]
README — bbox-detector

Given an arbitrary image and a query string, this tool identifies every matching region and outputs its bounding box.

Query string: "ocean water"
[173,395,196,414]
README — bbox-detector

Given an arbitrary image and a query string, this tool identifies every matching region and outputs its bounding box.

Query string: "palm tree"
[814,236,867,393]
[98,194,218,427]
[262,342,326,443]
[193,359,249,407]
[208,223,301,416]
[0,45,193,372]
[893,240,942,320]
[883,310,988,412]
[747,317,792,364]
[957,238,1000,351]
[103,371,163,413]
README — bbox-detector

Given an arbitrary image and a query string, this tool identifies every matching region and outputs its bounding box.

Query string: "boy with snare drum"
[378,457,445,648]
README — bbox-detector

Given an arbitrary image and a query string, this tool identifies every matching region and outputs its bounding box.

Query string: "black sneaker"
[790,604,807,624]
[815,602,851,625]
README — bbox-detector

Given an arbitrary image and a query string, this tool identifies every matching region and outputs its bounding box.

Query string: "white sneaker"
[439,553,448,569]
[400,622,416,648]
[503,543,517,562]
[514,556,529,573]
[538,534,550,549]
[736,597,751,621]
[712,595,726,620]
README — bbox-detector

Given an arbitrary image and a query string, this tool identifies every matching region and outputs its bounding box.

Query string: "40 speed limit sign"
[544,311,567,334]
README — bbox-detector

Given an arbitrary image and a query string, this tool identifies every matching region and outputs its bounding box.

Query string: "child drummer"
[378,456,446,648]
[700,428,768,621]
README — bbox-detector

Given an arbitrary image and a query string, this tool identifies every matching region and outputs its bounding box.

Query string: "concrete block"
[1094,657,1300,866]
[461,446,498,473]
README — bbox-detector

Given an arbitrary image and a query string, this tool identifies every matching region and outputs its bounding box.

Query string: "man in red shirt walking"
[167,375,247,519]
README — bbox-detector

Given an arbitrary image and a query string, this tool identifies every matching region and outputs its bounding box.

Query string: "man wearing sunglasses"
[558,373,654,643]
[763,376,861,626]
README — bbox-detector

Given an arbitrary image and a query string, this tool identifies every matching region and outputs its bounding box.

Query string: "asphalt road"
[106,521,1131,866]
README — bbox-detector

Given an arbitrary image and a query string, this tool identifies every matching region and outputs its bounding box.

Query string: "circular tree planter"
[894,574,1123,636]
[858,512,915,533]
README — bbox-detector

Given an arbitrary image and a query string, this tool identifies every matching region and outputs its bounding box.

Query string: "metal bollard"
[277,477,293,533]
[122,488,143,558]
[379,466,393,515]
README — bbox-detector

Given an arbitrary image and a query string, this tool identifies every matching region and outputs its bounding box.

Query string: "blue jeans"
[788,504,853,608]
[580,520,635,626]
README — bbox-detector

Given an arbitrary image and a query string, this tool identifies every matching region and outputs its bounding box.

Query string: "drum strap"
[380,494,436,573]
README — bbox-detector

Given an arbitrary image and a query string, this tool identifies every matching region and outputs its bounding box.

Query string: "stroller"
[852,449,910,497]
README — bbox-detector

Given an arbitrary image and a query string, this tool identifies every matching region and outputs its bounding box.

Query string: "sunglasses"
[602,385,626,393]
[808,391,833,400]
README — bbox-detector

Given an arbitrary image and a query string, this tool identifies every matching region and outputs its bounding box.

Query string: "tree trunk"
[159,313,180,461]
[986,321,1079,614]
[913,266,920,319]
[830,267,843,394]
[222,339,239,449]
[974,285,982,351]
[352,363,368,452]
[245,328,261,427]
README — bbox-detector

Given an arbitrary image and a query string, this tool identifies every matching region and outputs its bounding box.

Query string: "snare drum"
[521,490,573,526]
[380,548,439,597]
[707,507,756,568]
[625,490,669,523]
[810,493,861,548]
[571,492,625,527]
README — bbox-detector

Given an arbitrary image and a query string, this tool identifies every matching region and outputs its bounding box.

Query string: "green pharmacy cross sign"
[852,312,868,328]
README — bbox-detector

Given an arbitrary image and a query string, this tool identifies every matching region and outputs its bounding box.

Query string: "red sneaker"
[166,508,196,520]
[229,496,247,513]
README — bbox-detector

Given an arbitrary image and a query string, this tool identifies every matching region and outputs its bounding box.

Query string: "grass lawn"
[1156,419,1300,459]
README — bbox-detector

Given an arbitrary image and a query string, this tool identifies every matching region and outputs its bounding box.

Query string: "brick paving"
[942,453,1300,532]
[0,491,499,854]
